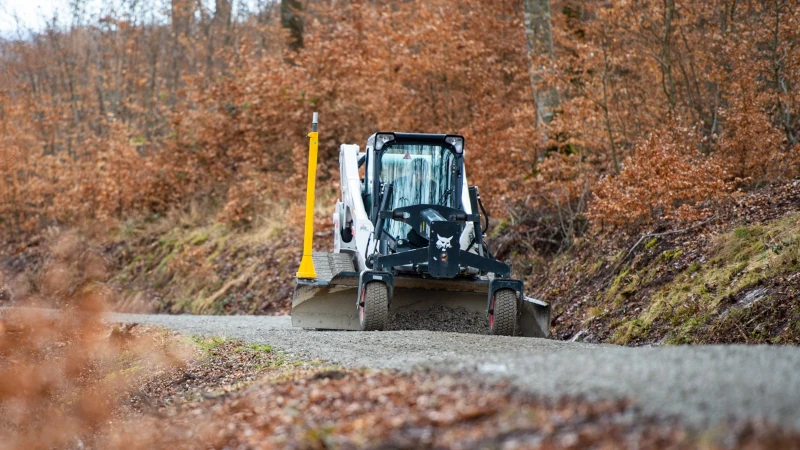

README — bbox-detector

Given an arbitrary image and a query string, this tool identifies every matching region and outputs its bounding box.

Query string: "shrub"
[588,126,734,230]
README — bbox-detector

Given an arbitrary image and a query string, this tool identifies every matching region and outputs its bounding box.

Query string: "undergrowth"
[611,213,800,344]
[109,197,305,315]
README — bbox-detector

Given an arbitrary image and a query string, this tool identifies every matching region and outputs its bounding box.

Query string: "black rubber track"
[489,289,517,336]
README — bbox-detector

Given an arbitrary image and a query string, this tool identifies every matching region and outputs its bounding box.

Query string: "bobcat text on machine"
[292,113,550,337]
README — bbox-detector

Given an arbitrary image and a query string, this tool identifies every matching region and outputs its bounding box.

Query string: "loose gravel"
[387,305,489,334]
[110,312,800,433]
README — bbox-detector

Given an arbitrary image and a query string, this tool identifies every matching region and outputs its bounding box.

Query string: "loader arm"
[338,144,374,271]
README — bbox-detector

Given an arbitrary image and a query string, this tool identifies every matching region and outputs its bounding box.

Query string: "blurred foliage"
[0,0,798,240]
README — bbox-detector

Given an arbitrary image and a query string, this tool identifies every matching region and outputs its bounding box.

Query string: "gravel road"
[112,313,800,432]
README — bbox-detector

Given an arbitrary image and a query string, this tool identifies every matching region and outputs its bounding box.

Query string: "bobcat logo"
[435,234,453,251]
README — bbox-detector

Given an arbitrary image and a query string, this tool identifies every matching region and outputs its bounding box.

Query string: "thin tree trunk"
[281,0,304,52]
[600,27,620,174]
[170,0,189,106]
[215,0,233,46]
[771,0,797,146]
[661,0,677,112]
[522,0,560,136]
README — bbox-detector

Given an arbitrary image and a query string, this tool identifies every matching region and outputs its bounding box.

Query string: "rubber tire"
[489,289,517,336]
[359,282,389,331]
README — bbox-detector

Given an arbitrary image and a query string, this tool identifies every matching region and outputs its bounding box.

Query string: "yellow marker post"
[296,112,319,279]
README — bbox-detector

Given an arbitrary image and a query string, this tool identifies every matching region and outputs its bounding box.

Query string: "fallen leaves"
[111,366,696,450]
[3,308,798,449]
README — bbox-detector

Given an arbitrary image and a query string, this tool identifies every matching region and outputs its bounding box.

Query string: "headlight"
[375,133,395,150]
[445,136,464,154]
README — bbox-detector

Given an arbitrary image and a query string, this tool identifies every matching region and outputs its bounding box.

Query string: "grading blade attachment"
[291,252,550,337]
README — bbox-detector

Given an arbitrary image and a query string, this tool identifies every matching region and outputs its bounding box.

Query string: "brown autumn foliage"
[588,124,735,228]
[0,0,798,241]
[0,233,189,449]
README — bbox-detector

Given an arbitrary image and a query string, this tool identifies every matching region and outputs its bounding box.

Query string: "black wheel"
[488,289,517,336]
[359,282,389,331]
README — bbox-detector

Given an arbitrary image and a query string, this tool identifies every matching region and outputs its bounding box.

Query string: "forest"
[1,0,796,238]
[0,0,798,330]
[2,2,800,448]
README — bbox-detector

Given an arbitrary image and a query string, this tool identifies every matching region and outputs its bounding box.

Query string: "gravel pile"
[387,305,489,334]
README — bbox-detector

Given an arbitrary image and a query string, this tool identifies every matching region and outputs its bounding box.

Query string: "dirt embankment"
[0,205,304,316]
[526,179,800,345]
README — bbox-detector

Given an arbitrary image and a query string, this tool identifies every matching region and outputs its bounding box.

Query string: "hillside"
[527,179,800,345]
[1,178,796,348]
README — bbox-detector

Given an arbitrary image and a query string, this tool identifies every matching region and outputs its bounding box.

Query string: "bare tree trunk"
[600,26,620,174]
[771,0,797,146]
[281,0,304,52]
[206,0,233,82]
[660,0,677,112]
[522,0,560,134]
[215,0,233,43]
[170,0,191,106]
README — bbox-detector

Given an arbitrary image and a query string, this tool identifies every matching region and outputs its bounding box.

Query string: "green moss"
[611,318,651,344]
[192,335,229,354]
[248,343,274,353]
[156,245,181,272]
[269,356,287,368]
[604,268,629,301]
[490,218,510,239]
[206,234,231,263]
[605,267,642,307]
[645,237,658,249]
[190,233,209,246]
[628,213,800,344]
[718,224,766,263]
[664,334,688,345]
[586,307,605,320]
[608,318,624,330]
[158,234,178,247]
[662,248,683,261]
[588,259,605,275]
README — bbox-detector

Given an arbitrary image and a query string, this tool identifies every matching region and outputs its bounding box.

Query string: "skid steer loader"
[292,113,550,337]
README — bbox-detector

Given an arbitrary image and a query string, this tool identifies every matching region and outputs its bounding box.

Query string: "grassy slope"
[534,180,800,345]
[103,191,344,315]
[107,202,303,315]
